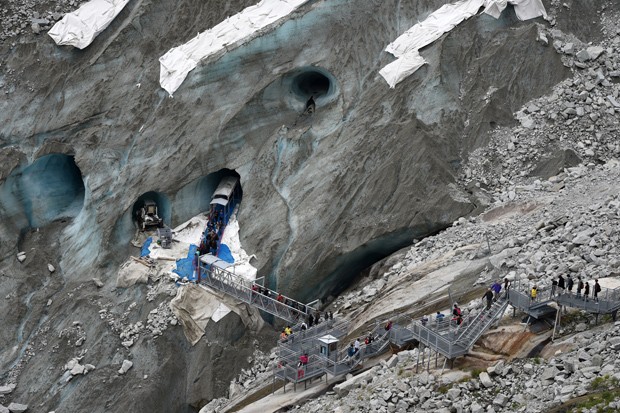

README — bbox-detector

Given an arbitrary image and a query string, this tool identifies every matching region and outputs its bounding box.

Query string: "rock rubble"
[282,6,620,412]
[0,0,89,42]
[289,322,620,412]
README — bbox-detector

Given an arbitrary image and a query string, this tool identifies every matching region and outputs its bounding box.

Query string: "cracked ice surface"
[158,0,311,96]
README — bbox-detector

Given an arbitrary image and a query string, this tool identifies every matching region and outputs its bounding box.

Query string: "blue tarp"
[218,244,234,264]
[173,244,198,281]
[141,237,152,257]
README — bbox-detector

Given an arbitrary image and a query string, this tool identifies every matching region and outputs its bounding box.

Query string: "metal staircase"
[456,299,509,347]
[401,297,509,360]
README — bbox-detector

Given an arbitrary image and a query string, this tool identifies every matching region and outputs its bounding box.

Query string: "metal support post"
[551,307,560,342]
[416,344,421,373]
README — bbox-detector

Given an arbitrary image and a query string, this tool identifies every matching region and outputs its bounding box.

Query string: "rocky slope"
[203,1,620,410]
[1,0,619,412]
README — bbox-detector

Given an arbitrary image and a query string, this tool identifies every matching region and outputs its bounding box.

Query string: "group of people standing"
[532,275,602,302]
[277,309,335,342]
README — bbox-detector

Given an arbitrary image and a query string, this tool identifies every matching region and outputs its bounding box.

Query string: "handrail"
[453,300,502,343]
[278,319,349,350]
[199,262,317,322]
[458,300,509,347]
[509,278,620,314]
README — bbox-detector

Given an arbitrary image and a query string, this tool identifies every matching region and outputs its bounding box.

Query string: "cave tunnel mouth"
[19,153,86,228]
[304,224,450,305]
[289,66,338,105]
[171,168,243,226]
[132,191,172,230]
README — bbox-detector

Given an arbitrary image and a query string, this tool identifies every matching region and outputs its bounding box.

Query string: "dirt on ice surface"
[1,0,620,412]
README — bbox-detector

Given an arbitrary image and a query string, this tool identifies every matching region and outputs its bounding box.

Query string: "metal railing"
[509,279,620,315]
[396,297,508,359]
[454,299,508,344]
[278,318,349,351]
[273,353,327,385]
[406,321,458,358]
[459,300,508,346]
[199,263,317,323]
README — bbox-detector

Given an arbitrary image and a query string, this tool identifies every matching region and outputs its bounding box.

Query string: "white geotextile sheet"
[485,0,547,20]
[159,0,310,96]
[48,0,131,49]
[379,0,547,88]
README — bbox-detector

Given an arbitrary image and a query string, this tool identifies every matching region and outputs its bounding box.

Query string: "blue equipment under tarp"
[141,237,153,257]
[173,244,198,281]
[218,244,235,264]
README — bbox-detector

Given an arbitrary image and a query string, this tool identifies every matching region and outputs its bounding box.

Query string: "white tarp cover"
[159,0,310,96]
[48,0,131,49]
[485,0,547,20]
[379,0,547,88]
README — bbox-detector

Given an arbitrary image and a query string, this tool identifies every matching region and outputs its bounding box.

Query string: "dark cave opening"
[132,191,172,230]
[172,168,242,225]
[17,153,85,228]
[292,70,331,99]
[289,67,337,104]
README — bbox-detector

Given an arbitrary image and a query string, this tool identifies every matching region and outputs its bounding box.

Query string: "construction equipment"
[136,199,163,231]
[157,226,172,249]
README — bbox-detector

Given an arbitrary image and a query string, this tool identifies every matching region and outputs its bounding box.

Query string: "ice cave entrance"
[171,169,242,225]
[132,191,171,230]
[19,154,85,228]
[289,67,337,104]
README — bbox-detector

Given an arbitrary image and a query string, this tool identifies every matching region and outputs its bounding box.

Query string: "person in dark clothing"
[558,275,565,292]
[567,275,574,295]
[594,279,601,302]
[209,238,218,255]
[584,281,590,301]
[207,229,219,242]
[199,238,208,255]
[483,288,494,310]
[308,314,314,328]
[347,344,356,365]
[503,278,510,299]
[551,279,558,296]
[577,276,584,296]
